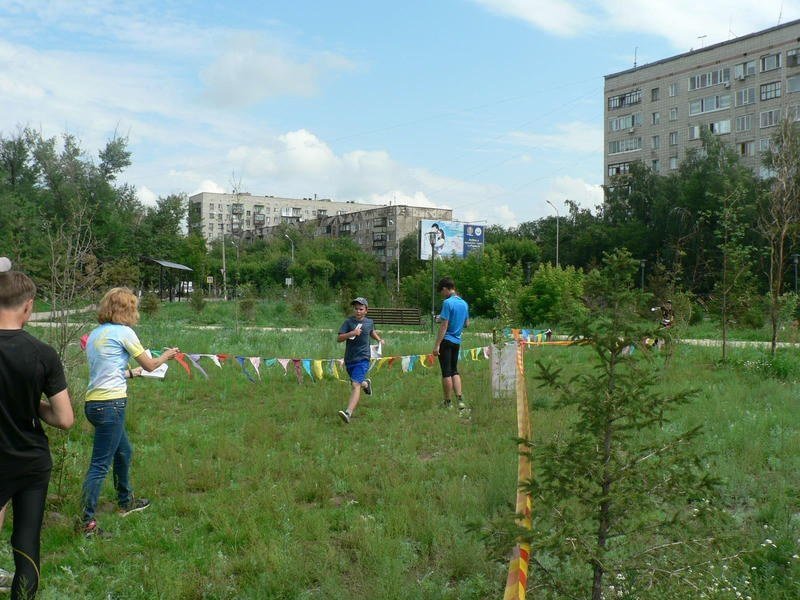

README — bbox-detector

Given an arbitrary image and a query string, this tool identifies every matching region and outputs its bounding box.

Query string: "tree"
[759,118,800,355]
[482,249,721,599]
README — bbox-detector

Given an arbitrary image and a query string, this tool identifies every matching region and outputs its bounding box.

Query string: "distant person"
[0,269,74,598]
[80,287,179,537]
[432,277,469,413]
[337,297,384,424]
[650,300,674,329]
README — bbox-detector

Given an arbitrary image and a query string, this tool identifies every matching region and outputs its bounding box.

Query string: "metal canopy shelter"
[139,256,193,302]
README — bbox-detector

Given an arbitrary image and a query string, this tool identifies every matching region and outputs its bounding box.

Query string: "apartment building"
[188,191,377,244]
[604,18,800,186]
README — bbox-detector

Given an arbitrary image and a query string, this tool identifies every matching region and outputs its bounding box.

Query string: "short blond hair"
[97,287,139,326]
[0,271,36,309]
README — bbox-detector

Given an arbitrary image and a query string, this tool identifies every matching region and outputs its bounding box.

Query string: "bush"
[518,263,585,327]
[139,292,160,316]
[190,289,206,313]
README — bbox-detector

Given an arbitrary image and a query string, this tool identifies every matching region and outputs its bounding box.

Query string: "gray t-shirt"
[339,316,374,363]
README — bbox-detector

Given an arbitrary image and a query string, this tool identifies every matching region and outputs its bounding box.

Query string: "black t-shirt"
[0,329,67,477]
[339,316,374,363]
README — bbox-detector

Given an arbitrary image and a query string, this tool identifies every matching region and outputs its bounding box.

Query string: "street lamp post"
[546,200,560,267]
[793,254,799,294]
[284,233,295,289]
[428,230,437,333]
[640,259,646,292]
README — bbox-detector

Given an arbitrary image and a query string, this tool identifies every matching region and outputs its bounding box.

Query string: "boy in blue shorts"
[337,297,384,424]
[432,277,469,411]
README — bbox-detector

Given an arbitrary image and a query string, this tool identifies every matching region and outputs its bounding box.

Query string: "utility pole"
[546,200,560,267]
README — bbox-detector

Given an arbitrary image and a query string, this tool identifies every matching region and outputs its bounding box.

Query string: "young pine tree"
[485,249,724,599]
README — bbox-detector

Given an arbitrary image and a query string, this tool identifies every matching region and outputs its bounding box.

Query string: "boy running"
[337,297,383,424]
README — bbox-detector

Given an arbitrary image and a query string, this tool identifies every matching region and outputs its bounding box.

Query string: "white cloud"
[474,0,800,50]
[136,185,158,206]
[471,0,593,36]
[191,180,227,196]
[544,176,603,213]
[508,121,603,154]
[200,34,355,107]
[463,204,518,228]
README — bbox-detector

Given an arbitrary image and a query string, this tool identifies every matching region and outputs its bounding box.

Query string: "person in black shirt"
[0,270,74,599]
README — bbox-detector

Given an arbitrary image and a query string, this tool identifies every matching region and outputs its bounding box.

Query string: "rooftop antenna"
[778,1,783,25]
[697,35,707,49]
[729,17,736,40]
[633,46,638,68]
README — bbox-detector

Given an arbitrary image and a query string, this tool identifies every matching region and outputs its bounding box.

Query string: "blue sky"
[1,0,798,227]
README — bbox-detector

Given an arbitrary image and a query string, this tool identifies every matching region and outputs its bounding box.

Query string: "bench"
[368,307,423,326]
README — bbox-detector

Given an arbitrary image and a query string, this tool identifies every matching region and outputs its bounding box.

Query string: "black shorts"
[438,339,460,378]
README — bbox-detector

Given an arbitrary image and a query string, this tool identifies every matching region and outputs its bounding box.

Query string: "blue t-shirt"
[441,294,469,344]
[86,323,145,401]
[339,316,374,363]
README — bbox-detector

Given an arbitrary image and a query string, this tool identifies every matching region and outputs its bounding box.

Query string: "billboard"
[419,219,485,260]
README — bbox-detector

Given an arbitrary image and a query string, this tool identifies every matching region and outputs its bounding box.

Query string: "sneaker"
[0,567,13,590]
[338,409,351,424]
[362,379,372,396]
[120,497,150,517]
[442,399,452,409]
[82,519,110,539]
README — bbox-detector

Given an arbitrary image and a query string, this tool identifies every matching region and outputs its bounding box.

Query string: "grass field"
[3,302,800,598]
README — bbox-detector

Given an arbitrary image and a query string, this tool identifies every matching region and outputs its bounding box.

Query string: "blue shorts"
[345,359,370,384]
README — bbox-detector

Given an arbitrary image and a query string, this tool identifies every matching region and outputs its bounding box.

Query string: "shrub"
[189,289,206,313]
[518,263,585,327]
[139,292,160,316]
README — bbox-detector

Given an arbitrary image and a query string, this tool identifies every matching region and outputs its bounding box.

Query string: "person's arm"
[38,388,74,430]
[370,329,384,344]
[432,319,448,356]
[134,347,179,372]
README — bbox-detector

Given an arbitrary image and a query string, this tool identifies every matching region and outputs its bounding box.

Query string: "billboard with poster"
[419,219,485,260]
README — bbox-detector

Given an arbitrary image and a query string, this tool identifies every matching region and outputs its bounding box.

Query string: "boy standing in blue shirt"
[337,297,384,424]
[432,277,469,410]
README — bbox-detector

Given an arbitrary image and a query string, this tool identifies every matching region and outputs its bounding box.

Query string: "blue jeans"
[81,399,133,522]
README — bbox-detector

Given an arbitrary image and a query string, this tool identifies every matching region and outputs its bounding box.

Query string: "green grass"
[4,307,800,598]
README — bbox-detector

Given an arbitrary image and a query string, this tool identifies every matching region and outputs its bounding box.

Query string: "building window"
[608,138,642,154]
[373,217,388,227]
[760,52,781,72]
[688,68,730,91]
[787,75,800,93]
[760,81,782,101]
[607,162,632,177]
[651,159,661,172]
[760,109,781,128]
[608,89,642,110]
[735,114,753,132]
[689,93,731,115]
[609,113,642,131]
[789,105,800,121]
[651,135,661,149]
[668,83,678,97]
[688,125,701,140]
[669,107,678,121]
[788,48,800,67]
[708,119,731,135]
[734,60,756,80]
[669,156,678,170]
[759,138,771,152]
[669,131,678,146]
[651,112,660,125]
[738,141,755,157]
[735,87,755,106]
[651,87,660,101]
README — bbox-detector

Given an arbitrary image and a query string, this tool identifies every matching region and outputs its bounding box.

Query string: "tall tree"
[759,118,800,355]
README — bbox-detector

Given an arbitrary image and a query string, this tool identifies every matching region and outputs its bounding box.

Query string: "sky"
[2,0,800,228]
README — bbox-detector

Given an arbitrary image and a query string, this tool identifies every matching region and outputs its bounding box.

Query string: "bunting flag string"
[137,343,500,385]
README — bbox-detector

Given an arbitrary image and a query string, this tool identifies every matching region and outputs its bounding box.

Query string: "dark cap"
[351,297,368,307]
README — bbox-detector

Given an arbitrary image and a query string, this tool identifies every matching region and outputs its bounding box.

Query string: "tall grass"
[4,305,799,598]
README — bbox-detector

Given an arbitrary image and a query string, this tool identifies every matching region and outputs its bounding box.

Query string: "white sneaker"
[338,410,351,424]
[0,567,13,590]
